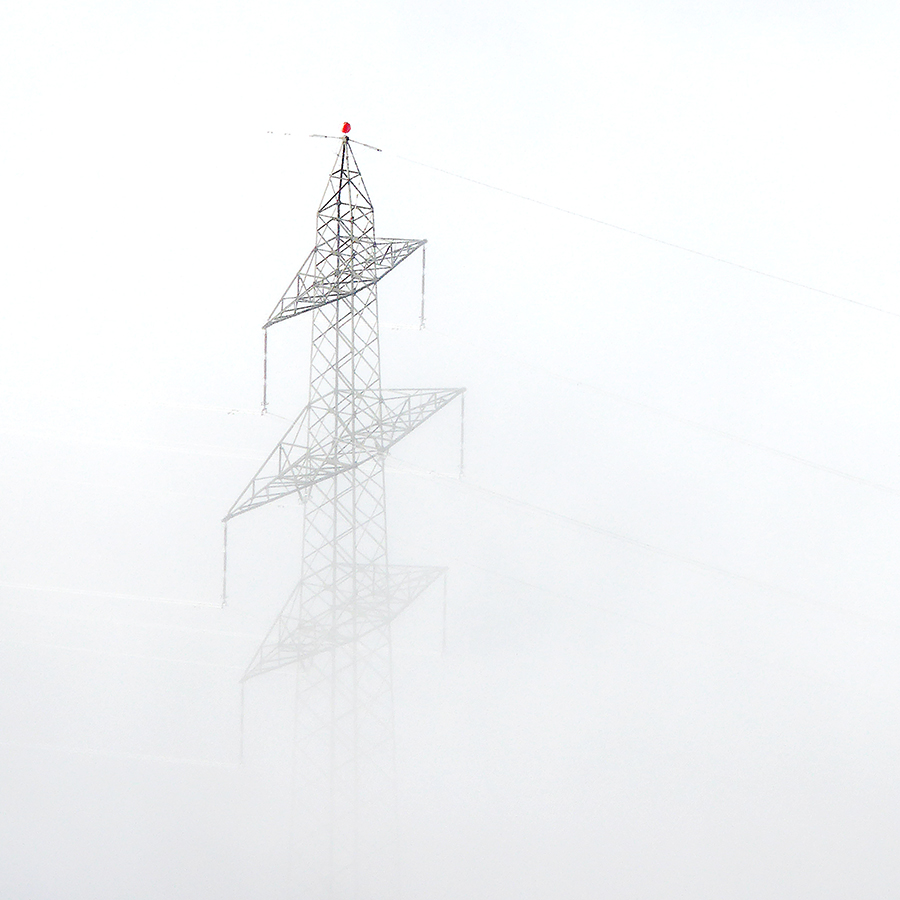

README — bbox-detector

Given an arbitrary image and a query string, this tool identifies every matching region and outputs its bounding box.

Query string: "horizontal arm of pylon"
[241,564,446,681]
[265,238,426,328]
[377,388,465,447]
[223,388,465,521]
[223,406,310,520]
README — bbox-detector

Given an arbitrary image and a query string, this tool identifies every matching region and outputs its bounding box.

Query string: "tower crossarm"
[265,238,426,328]
[241,564,446,680]
[376,388,465,447]
[223,387,464,521]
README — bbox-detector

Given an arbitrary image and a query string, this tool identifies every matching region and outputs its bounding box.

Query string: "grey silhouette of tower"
[225,128,462,897]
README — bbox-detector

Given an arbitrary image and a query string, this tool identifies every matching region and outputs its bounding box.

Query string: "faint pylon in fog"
[224,124,463,898]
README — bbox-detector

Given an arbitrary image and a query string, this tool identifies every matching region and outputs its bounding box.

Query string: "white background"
[2,1,900,897]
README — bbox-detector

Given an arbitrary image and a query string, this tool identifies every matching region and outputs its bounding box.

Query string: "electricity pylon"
[225,127,462,898]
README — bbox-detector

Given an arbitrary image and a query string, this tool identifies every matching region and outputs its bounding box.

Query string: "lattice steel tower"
[225,126,462,899]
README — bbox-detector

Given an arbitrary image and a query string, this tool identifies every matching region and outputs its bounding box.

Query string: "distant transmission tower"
[224,124,463,898]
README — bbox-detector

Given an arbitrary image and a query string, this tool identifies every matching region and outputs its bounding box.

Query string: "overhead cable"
[392,152,900,321]
[387,454,900,637]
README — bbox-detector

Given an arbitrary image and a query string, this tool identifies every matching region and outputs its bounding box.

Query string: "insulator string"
[262,328,269,414]
[239,681,245,764]
[419,246,426,330]
[441,571,448,656]
[221,521,228,606]
[459,392,465,478]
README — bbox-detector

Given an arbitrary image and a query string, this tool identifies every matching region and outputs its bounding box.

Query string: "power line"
[0,634,243,669]
[387,455,900,637]
[0,581,219,608]
[391,151,900,321]
[398,532,714,651]
[424,327,900,499]
[0,739,240,769]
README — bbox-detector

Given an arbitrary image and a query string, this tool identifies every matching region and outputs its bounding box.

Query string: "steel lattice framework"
[226,132,462,898]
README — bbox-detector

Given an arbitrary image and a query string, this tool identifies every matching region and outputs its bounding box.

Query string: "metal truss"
[287,614,399,899]
[228,132,461,898]
[266,238,426,325]
[225,387,463,519]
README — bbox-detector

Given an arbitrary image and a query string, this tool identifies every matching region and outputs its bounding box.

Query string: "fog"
[3,0,900,897]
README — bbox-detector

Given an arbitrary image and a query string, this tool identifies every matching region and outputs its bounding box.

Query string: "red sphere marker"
[341,122,351,134]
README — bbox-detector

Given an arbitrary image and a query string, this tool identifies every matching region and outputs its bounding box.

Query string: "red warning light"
[341,122,351,134]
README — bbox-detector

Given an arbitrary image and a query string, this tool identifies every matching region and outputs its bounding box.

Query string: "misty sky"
[2,1,900,898]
